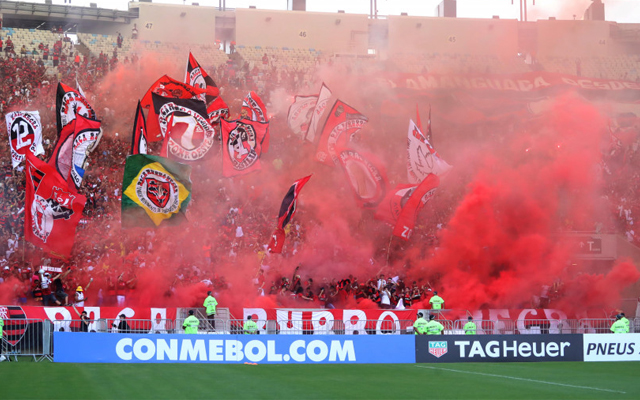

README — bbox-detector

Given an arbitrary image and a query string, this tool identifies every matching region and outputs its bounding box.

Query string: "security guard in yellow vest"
[183,310,200,334]
[463,316,477,335]
[413,312,428,335]
[610,314,626,334]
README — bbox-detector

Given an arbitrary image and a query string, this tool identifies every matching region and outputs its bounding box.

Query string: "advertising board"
[583,334,640,362]
[53,332,415,364]
[416,334,584,363]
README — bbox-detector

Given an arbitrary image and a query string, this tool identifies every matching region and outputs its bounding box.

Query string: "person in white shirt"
[74,278,92,306]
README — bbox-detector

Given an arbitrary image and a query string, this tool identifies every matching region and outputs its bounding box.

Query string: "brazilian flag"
[121,154,192,228]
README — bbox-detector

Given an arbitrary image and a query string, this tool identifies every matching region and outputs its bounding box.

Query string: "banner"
[416,334,584,363]
[583,333,640,362]
[383,71,640,94]
[121,154,192,227]
[241,91,268,123]
[243,308,415,335]
[305,83,332,143]
[25,153,86,258]
[54,333,415,364]
[5,111,44,168]
[316,100,368,166]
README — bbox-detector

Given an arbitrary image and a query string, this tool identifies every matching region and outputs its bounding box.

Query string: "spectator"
[112,314,131,333]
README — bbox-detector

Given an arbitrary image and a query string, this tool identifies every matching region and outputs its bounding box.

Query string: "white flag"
[305,83,332,143]
[287,94,317,138]
[5,111,44,169]
[407,119,452,184]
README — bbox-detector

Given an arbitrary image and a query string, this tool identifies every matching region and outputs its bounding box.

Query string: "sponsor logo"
[0,306,27,346]
[227,121,259,170]
[455,339,572,359]
[583,334,640,362]
[429,341,448,358]
[135,168,180,214]
[158,103,215,161]
[60,91,95,128]
[115,338,356,363]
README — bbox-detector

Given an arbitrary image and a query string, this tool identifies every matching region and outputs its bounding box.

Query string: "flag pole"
[385,234,393,266]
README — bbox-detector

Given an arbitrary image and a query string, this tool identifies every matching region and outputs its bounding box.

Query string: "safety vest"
[611,320,626,334]
[413,318,428,335]
[203,295,218,316]
[426,320,444,335]
[464,321,477,335]
[183,315,200,334]
[243,320,258,334]
[430,295,444,310]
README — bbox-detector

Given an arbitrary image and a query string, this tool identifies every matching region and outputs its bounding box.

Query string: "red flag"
[338,148,388,209]
[268,175,312,253]
[220,119,268,177]
[374,183,416,226]
[392,174,439,241]
[131,101,148,155]
[316,100,368,166]
[241,91,268,123]
[140,75,206,141]
[185,52,219,103]
[25,153,86,258]
[207,96,230,123]
[416,103,422,133]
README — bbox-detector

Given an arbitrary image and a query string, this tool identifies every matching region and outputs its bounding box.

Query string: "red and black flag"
[241,91,268,123]
[131,101,148,155]
[207,95,230,124]
[0,306,28,347]
[185,52,219,103]
[152,93,215,162]
[267,175,312,253]
[140,75,206,141]
[55,82,96,137]
[25,153,87,258]
[48,121,76,180]
[390,174,439,241]
[220,119,269,177]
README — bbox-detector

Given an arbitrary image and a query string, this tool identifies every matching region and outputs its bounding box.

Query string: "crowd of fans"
[0,25,639,315]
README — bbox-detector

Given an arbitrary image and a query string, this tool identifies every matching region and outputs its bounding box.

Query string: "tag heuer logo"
[428,341,448,358]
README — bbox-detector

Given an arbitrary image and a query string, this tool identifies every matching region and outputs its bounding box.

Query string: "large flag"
[338,149,388,209]
[316,100,368,166]
[67,115,102,190]
[374,183,416,226]
[25,153,86,258]
[220,119,269,177]
[121,154,192,227]
[407,119,452,184]
[131,101,148,155]
[140,75,206,141]
[185,52,219,103]
[241,91,268,123]
[152,93,215,161]
[5,111,44,168]
[383,174,439,241]
[56,82,96,136]
[287,94,317,139]
[267,175,312,253]
[305,83,332,143]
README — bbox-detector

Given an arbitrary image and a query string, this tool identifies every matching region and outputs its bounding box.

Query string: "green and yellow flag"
[121,154,192,227]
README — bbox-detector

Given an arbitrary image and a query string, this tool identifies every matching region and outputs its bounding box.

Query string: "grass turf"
[1,360,639,399]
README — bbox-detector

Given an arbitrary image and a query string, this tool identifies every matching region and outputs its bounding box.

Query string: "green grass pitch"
[1,360,639,399]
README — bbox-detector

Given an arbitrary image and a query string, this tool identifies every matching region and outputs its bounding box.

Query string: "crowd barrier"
[1,317,636,362]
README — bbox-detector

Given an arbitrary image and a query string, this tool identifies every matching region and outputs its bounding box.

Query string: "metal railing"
[1,318,52,362]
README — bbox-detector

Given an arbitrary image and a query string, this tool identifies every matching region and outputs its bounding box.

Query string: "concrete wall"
[132,3,217,44]
[535,20,612,58]
[388,16,519,56]
[235,9,369,54]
